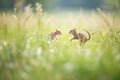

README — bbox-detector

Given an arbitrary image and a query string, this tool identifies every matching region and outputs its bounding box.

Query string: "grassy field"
[0,4,120,80]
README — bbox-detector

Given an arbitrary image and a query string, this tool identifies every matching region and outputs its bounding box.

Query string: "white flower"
[49,48,54,53]
[63,63,73,72]
[36,47,42,56]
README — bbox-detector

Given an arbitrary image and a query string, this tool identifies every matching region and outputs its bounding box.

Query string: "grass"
[0,5,120,80]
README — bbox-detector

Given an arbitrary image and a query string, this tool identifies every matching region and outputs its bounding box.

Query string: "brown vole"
[48,30,62,40]
[69,28,91,44]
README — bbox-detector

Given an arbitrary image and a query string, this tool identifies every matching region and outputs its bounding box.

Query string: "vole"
[69,28,91,44]
[48,29,62,40]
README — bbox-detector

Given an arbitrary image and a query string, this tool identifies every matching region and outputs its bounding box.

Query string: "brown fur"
[48,30,62,40]
[69,28,91,44]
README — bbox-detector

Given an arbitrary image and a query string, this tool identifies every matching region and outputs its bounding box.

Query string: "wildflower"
[63,63,73,72]
[36,47,42,56]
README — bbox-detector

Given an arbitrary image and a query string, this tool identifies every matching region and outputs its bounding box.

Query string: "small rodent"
[48,29,62,40]
[69,28,91,44]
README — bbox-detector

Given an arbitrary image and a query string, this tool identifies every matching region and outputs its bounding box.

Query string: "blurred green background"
[0,0,120,80]
[0,0,120,11]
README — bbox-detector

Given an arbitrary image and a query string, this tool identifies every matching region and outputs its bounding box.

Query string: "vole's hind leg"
[79,39,85,46]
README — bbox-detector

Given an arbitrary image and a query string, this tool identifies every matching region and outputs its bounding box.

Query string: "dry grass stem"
[97,8,111,29]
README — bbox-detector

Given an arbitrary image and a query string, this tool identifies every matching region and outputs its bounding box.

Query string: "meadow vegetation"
[0,3,120,80]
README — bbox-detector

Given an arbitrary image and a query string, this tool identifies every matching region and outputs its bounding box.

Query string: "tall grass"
[0,4,120,80]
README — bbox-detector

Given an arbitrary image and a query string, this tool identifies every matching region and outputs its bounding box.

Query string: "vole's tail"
[82,29,91,40]
[90,31,97,35]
